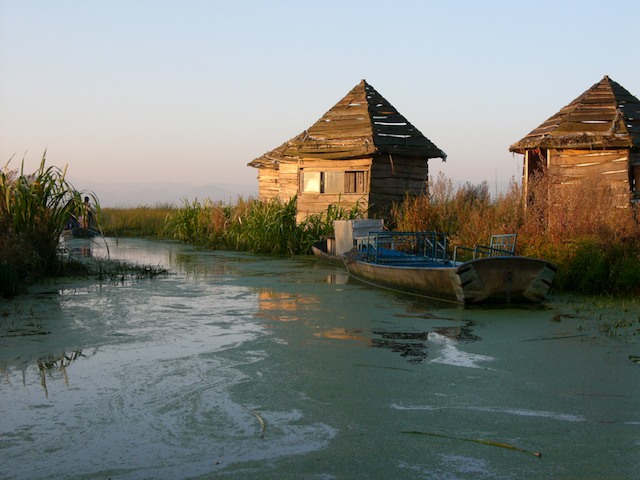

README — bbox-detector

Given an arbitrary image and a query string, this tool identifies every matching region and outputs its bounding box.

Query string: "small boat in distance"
[63,199,100,239]
[343,231,556,305]
[63,226,101,239]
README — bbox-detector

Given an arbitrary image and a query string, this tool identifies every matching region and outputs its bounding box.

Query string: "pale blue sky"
[2,0,639,197]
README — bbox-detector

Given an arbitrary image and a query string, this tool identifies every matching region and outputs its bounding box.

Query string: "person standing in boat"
[80,196,94,228]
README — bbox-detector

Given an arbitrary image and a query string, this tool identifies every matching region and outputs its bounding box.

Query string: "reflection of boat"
[343,231,556,305]
[63,227,101,238]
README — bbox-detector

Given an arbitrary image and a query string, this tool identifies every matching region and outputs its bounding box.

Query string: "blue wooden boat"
[343,232,556,305]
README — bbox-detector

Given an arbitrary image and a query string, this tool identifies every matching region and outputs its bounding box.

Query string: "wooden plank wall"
[256,164,299,201]
[258,155,429,221]
[369,154,428,215]
[296,192,370,223]
[257,168,279,201]
[278,163,299,200]
[548,148,631,208]
[297,157,373,172]
[295,158,373,222]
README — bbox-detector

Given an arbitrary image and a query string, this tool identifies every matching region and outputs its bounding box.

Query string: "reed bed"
[6,154,639,298]
[168,196,361,253]
[157,172,640,295]
[0,155,171,297]
[165,196,361,254]
[390,172,524,249]
[518,173,640,294]
[0,154,96,296]
[100,203,176,237]
[111,195,359,255]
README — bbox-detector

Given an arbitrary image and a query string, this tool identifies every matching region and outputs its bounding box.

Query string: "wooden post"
[523,150,529,204]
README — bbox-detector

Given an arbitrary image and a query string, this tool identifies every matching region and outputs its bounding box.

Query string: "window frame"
[299,169,368,195]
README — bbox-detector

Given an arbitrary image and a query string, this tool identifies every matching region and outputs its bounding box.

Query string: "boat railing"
[453,233,517,262]
[356,231,450,264]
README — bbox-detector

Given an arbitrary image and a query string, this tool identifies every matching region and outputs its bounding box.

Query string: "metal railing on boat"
[356,231,450,265]
[452,233,517,262]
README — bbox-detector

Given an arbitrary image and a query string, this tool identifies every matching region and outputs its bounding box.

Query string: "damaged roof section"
[249,79,446,166]
[510,76,640,153]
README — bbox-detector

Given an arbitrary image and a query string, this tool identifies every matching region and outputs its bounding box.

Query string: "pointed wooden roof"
[510,76,640,153]
[249,80,446,167]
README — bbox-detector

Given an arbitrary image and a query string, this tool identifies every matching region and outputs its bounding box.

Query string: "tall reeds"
[518,172,640,294]
[390,172,524,249]
[77,170,640,296]
[165,196,360,254]
[225,196,301,253]
[100,203,175,237]
[0,154,94,295]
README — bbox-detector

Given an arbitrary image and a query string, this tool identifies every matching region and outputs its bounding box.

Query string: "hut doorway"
[525,148,547,178]
[523,148,547,201]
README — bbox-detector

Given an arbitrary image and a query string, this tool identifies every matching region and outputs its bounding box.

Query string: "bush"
[552,238,608,293]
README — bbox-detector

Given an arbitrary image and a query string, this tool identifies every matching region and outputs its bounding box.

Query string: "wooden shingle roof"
[249,80,446,167]
[510,76,640,153]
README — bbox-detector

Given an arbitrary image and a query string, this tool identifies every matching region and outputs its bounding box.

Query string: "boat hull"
[343,255,556,305]
[456,256,556,304]
[311,240,344,266]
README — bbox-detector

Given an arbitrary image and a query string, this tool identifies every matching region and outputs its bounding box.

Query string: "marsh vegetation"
[100,203,175,238]
[164,197,361,254]
[4,156,640,297]
[0,155,99,296]
[154,172,640,296]
[390,172,640,295]
[0,156,168,297]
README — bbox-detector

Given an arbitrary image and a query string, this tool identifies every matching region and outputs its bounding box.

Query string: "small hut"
[248,80,446,222]
[509,76,640,207]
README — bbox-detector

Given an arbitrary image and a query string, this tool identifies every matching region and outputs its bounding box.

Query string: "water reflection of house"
[254,289,319,322]
[510,76,640,207]
[315,328,371,344]
[248,80,446,222]
[323,272,349,285]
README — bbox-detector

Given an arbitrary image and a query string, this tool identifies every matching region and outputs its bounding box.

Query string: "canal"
[1,237,638,479]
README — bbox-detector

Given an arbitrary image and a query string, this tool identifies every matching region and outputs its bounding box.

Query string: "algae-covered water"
[1,238,639,479]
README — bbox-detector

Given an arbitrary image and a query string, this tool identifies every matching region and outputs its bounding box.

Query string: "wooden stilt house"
[509,76,640,207]
[248,80,446,222]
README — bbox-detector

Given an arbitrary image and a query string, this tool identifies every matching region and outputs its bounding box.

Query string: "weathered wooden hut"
[248,80,446,222]
[509,76,640,207]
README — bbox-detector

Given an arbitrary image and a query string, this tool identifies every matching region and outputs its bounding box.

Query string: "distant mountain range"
[79,181,258,208]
